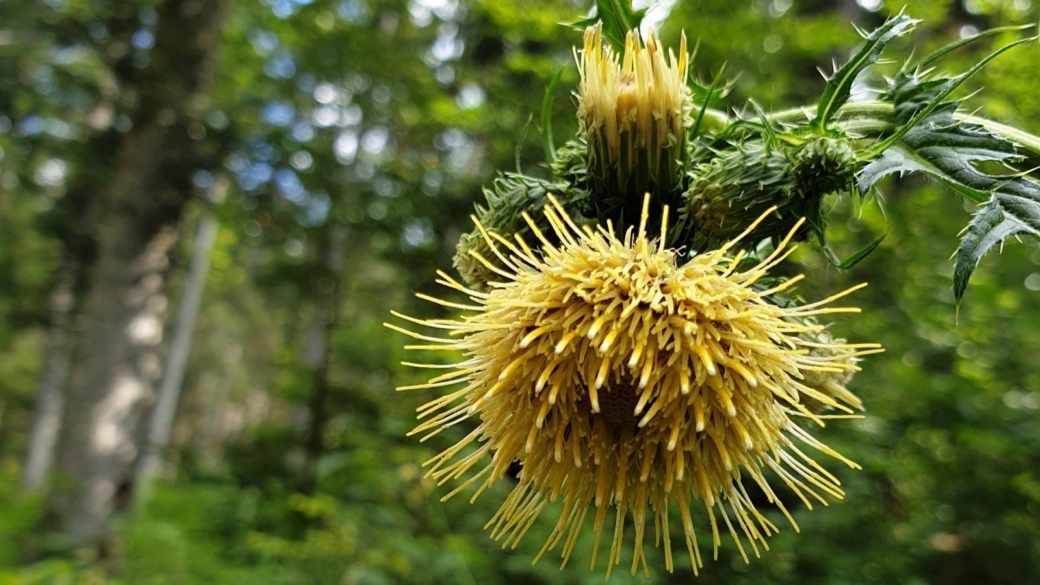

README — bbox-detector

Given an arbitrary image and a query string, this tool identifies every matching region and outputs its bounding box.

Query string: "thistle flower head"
[389,196,880,577]
[577,24,692,202]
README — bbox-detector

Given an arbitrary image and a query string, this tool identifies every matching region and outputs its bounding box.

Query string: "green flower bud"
[453,174,589,290]
[683,136,860,250]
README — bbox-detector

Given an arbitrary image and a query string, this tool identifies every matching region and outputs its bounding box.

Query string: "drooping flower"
[577,23,692,204]
[388,195,880,576]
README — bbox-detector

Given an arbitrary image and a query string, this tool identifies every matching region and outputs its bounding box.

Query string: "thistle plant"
[390,2,1040,578]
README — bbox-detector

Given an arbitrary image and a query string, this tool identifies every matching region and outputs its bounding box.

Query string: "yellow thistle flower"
[387,196,881,577]
[577,23,692,201]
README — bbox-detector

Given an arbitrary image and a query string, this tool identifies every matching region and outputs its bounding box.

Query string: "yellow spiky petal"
[389,195,881,577]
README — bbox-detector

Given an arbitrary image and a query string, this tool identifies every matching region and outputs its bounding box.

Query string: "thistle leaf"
[859,106,1040,301]
[689,68,732,109]
[822,230,888,270]
[855,27,1040,301]
[870,34,1037,154]
[812,13,917,131]
[955,193,1040,301]
[858,108,1018,205]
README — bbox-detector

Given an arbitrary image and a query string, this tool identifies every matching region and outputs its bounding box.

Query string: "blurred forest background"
[1,0,1039,583]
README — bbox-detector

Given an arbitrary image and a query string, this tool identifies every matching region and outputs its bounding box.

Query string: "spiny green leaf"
[689,67,732,109]
[871,34,1037,153]
[598,0,647,48]
[855,26,1040,301]
[821,230,888,270]
[857,109,1019,205]
[859,25,1038,196]
[857,104,1040,302]
[955,193,1040,301]
[812,13,917,131]
[690,68,730,143]
[860,108,1040,301]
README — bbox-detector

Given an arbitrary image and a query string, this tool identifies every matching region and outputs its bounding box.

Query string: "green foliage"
[812,12,917,131]
[1,0,1040,584]
[0,462,44,568]
[855,28,1040,301]
[674,13,1040,297]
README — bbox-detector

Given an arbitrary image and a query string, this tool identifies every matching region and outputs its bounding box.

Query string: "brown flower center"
[595,380,642,428]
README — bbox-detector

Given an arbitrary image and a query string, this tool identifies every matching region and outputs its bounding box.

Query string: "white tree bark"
[135,209,220,507]
[22,256,79,491]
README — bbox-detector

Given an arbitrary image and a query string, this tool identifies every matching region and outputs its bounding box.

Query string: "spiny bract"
[683,137,860,250]
[388,195,880,577]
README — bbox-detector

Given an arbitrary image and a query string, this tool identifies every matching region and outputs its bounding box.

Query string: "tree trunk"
[22,254,80,492]
[51,0,231,547]
[134,208,220,508]
[298,223,349,495]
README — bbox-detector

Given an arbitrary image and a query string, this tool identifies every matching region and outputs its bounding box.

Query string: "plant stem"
[704,101,1040,163]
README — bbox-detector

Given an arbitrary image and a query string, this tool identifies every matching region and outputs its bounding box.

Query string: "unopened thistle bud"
[576,24,693,205]
[453,174,589,290]
[684,136,859,249]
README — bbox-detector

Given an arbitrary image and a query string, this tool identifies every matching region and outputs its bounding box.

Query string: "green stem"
[769,102,895,125]
[705,101,1040,162]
